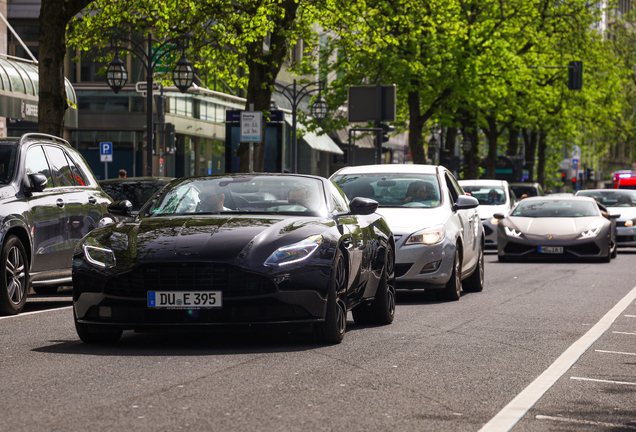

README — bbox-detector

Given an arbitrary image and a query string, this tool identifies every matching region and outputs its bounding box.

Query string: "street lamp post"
[274,79,328,173]
[105,33,194,177]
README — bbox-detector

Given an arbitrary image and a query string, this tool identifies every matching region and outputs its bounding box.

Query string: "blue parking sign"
[100,142,113,162]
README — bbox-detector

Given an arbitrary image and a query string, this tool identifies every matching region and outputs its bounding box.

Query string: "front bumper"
[482,218,498,248]
[498,232,610,260]
[616,225,636,247]
[392,235,455,289]
[72,260,331,331]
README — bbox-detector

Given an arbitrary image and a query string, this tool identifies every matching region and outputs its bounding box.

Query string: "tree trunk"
[507,125,519,156]
[523,129,538,182]
[407,90,425,164]
[536,129,548,189]
[484,115,498,179]
[239,0,299,173]
[459,109,480,179]
[442,126,457,170]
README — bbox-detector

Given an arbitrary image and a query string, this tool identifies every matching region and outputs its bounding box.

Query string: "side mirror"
[455,195,479,210]
[349,197,378,216]
[609,213,620,220]
[108,200,133,217]
[25,173,47,193]
[493,213,505,220]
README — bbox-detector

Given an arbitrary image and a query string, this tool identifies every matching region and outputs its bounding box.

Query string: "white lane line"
[613,331,636,335]
[478,284,636,432]
[625,315,636,317]
[0,306,72,320]
[595,349,636,356]
[571,376,636,386]
[536,414,636,429]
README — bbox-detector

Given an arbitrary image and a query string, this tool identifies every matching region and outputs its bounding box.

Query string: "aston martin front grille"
[104,263,276,299]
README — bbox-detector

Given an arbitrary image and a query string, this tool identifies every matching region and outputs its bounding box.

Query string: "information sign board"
[240,111,262,142]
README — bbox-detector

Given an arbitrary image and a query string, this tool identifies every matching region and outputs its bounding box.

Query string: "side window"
[44,146,74,187]
[445,174,460,203]
[69,151,97,186]
[24,146,53,188]
[65,153,87,186]
[330,181,350,213]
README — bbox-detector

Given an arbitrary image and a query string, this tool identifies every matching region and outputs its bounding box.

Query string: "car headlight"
[82,237,116,268]
[504,226,522,237]
[405,225,445,245]
[625,220,634,227]
[490,218,499,225]
[580,226,602,238]
[265,235,323,266]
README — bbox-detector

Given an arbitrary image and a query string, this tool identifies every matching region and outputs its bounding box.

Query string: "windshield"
[511,185,539,197]
[0,143,16,184]
[332,173,441,208]
[577,190,636,207]
[101,180,170,212]
[462,186,506,205]
[147,176,325,216]
[511,200,599,218]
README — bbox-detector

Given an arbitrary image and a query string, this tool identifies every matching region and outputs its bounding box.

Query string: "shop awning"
[285,115,343,155]
[0,57,77,128]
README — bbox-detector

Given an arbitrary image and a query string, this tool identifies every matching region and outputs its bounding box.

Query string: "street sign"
[347,84,396,122]
[240,111,262,142]
[135,82,162,93]
[100,142,113,163]
[572,158,579,169]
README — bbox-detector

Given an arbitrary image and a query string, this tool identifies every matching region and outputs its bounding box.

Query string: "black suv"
[0,134,112,315]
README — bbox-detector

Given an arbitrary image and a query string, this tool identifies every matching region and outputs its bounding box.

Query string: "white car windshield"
[511,200,599,218]
[462,186,506,206]
[577,190,636,207]
[332,173,441,208]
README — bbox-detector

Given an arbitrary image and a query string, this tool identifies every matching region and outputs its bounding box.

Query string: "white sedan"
[331,164,484,301]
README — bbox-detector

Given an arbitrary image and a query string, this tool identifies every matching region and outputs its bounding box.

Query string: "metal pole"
[375,83,382,164]
[146,32,154,177]
[159,85,165,177]
[291,79,297,173]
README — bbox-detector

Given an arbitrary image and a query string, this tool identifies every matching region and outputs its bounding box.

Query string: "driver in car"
[288,186,311,209]
[197,183,230,212]
[404,181,433,203]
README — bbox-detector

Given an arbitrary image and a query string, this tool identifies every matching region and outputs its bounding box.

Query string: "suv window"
[25,146,53,188]
[0,143,17,184]
[65,153,87,186]
[44,146,74,187]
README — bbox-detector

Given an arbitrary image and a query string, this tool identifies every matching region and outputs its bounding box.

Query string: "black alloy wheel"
[0,236,28,315]
[463,244,484,293]
[314,249,347,344]
[74,308,123,344]
[441,248,462,301]
[352,244,396,325]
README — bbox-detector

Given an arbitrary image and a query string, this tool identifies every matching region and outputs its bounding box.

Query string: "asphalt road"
[1,251,635,432]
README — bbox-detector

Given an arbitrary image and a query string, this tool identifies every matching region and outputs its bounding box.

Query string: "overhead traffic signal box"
[568,61,583,91]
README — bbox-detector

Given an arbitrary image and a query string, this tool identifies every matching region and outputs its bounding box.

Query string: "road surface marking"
[595,349,636,356]
[613,331,636,335]
[478,284,636,432]
[535,414,636,429]
[0,306,72,320]
[571,376,636,386]
[625,315,636,317]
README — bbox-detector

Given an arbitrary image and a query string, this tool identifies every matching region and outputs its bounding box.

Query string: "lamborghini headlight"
[405,225,445,245]
[579,226,602,238]
[504,226,522,238]
[82,237,116,268]
[265,235,323,266]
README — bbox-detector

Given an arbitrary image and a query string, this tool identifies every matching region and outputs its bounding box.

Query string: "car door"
[445,172,478,271]
[23,145,68,273]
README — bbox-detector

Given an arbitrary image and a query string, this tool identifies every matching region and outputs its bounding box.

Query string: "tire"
[314,249,347,344]
[33,285,59,295]
[0,235,29,316]
[610,238,617,259]
[352,244,396,325]
[463,245,484,293]
[601,243,611,263]
[498,254,508,263]
[441,248,461,301]
[74,309,122,344]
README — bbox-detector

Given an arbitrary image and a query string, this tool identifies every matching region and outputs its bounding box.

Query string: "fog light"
[625,220,634,227]
[420,260,441,274]
[98,306,112,318]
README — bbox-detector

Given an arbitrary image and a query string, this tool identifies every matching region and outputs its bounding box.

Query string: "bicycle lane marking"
[478,284,636,432]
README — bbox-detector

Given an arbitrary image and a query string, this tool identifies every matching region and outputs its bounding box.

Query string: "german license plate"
[148,291,222,308]
[538,246,563,254]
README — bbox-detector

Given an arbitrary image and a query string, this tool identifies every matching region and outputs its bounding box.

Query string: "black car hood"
[103,214,335,268]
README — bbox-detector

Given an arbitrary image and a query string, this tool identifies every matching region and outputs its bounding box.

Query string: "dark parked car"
[72,174,395,344]
[0,134,112,315]
[99,177,173,214]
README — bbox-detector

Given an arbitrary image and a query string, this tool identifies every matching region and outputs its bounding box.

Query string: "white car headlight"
[405,225,445,245]
[265,235,323,266]
[82,237,116,268]
[504,226,522,238]
[580,226,602,238]
[490,218,499,225]
[625,219,634,227]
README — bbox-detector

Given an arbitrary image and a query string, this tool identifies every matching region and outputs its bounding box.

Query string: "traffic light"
[568,61,583,90]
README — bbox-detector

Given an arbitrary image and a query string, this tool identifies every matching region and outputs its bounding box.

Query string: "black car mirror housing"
[349,197,379,216]
[493,213,505,220]
[455,195,479,210]
[25,173,47,193]
[108,200,133,217]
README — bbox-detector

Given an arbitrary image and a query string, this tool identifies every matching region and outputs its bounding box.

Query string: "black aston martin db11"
[72,174,396,344]
[495,196,618,262]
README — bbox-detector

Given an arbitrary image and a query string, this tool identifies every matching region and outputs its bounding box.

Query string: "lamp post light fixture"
[274,79,328,173]
[105,33,194,177]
